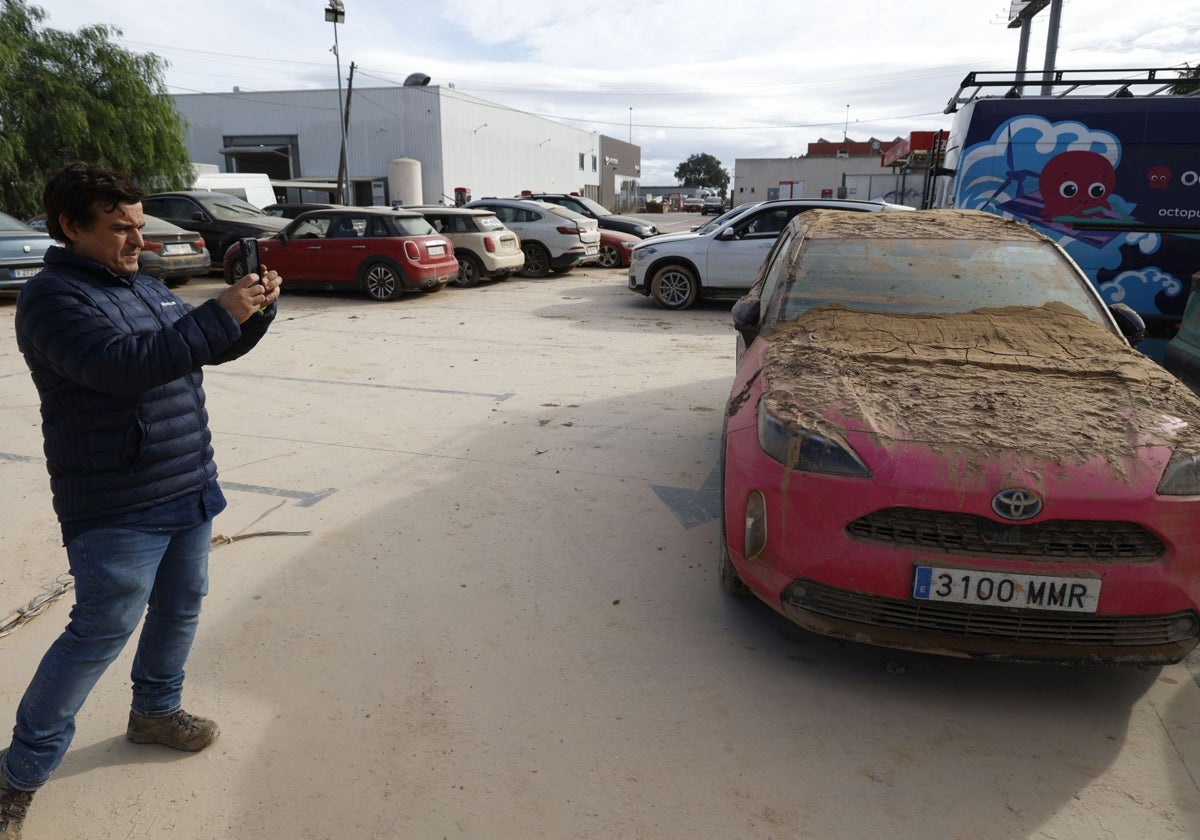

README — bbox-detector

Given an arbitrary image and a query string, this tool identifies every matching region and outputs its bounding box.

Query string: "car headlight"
[757,399,871,477]
[631,246,653,263]
[636,225,655,237]
[1158,452,1200,495]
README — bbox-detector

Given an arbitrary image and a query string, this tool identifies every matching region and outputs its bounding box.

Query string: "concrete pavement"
[1,256,1199,839]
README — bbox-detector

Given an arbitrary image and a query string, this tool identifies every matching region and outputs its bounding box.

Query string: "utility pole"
[337,62,356,204]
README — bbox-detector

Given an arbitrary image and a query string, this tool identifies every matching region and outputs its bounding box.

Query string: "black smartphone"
[240,238,260,278]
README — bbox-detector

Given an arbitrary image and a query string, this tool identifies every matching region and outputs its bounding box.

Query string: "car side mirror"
[732,296,761,346]
[1109,302,1145,345]
[716,227,737,241]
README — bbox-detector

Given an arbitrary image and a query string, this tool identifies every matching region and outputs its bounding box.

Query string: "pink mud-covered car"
[721,208,1200,665]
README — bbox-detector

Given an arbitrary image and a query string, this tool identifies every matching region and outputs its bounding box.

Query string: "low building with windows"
[733,136,943,208]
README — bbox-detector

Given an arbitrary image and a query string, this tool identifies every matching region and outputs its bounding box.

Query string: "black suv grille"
[846,507,1164,562]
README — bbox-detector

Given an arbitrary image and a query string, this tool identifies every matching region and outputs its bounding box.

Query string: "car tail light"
[484,236,496,253]
[194,237,206,249]
[556,225,579,235]
[141,240,163,252]
[403,240,421,261]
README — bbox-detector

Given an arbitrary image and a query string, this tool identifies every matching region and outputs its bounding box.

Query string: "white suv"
[628,198,913,309]
[465,198,599,277]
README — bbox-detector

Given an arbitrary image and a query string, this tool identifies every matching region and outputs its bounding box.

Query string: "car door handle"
[307,246,321,250]
[351,245,366,250]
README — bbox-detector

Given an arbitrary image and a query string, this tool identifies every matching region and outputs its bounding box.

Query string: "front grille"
[846,507,1164,562]
[783,579,1196,646]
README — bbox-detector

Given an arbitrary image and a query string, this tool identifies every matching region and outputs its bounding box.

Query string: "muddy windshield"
[777,237,1112,327]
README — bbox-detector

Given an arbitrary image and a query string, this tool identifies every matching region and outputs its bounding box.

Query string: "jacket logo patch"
[160,301,178,307]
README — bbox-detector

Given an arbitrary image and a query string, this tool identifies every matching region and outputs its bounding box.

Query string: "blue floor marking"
[215,370,515,401]
[651,463,722,529]
[219,481,335,508]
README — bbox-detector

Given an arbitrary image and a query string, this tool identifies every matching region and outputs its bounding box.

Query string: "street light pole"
[325,1,350,205]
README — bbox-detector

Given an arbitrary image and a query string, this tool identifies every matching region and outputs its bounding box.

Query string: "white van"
[191,172,276,209]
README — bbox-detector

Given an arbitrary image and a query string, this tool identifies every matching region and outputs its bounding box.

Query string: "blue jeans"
[2,521,211,791]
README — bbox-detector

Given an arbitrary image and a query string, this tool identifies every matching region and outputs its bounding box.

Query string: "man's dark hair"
[43,162,144,242]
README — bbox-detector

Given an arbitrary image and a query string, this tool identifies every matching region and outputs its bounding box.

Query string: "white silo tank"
[388,158,423,206]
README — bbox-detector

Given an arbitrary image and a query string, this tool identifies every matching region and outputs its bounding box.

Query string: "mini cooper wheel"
[361,261,403,301]
[650,264,699,310]
[520,243,551,278]
[226,256,246,285]
[454,253,484,288]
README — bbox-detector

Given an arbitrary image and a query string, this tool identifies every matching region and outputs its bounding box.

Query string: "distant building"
[171,86,642,211]
[733,135,943,207]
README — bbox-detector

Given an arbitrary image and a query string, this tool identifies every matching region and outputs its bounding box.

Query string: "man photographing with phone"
[0,162,282,839]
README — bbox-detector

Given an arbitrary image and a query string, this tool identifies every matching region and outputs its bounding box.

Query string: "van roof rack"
[944,68,1198,113]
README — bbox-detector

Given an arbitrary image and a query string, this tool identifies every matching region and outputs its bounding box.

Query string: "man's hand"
[217,268,283,323]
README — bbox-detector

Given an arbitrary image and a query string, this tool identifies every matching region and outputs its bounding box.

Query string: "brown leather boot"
[0,751,34,840]
[127,709,220,751]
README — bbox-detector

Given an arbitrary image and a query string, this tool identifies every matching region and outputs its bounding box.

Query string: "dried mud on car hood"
[761,302,1200,474]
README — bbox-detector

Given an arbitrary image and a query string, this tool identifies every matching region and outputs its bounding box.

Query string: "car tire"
[454,253,484,288]
[597,242,621,269]
[225,255,246,285]
[650,264,699,310]
[361,260,404,301]
[718,418,750,596]
[520,243,551,278]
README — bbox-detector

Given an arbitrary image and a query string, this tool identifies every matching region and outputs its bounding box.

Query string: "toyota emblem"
[991,488,1043,521]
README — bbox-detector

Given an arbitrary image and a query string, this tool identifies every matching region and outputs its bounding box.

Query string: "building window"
[579,153,585,170]
[591,155,597,172]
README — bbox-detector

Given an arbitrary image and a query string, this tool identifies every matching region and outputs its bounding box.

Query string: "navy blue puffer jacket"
[15,246,275,523]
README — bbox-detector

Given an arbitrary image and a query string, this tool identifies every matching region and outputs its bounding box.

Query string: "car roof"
[752,197,914,211]
[407,205,494,216]
[469,198,586,219]
[295,206,423,219]
[797,208,1047,241]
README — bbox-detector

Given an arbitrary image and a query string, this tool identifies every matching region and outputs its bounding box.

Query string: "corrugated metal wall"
[173,86,624,207]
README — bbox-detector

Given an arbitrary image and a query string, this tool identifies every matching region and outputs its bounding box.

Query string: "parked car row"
[464,198,600,278]
[14,210,208,290]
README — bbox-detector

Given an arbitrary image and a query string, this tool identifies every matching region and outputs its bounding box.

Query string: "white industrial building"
[172,85,642,210]
[733,136,943,208]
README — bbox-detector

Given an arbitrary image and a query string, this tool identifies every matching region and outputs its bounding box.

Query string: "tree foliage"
[1170,63,1200,95]
[674,153,729,196]
[0,0,193,219]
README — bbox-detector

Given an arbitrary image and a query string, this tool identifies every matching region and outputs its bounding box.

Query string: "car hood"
[635,230,704,248]
[240,216,289,232]
[760,303,1200,484]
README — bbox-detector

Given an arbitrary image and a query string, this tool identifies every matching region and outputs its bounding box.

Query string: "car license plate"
[12,267,39,278]
[585,246,598,255]
[912,565,1100,613]
[164,243,193,254]
[428,245,445,256]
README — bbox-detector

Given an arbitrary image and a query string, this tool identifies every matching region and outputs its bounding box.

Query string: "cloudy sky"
[38,0,1200,184]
